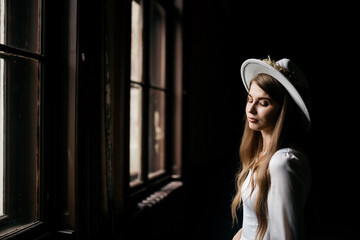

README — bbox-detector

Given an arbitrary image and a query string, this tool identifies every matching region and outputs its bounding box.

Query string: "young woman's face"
[246,83,281,133]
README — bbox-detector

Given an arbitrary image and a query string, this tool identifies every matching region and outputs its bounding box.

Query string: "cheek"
[269,109,281,124]
[261,108,280,125]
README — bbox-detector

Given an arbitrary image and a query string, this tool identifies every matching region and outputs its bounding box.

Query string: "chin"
[248,123,262,131]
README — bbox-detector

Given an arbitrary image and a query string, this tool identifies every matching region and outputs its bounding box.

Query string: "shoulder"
[266,149,310,239]
[269,148,310,181]
[269,148,307,169]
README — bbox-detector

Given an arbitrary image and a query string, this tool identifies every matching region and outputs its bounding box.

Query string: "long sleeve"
[264,149,311,240]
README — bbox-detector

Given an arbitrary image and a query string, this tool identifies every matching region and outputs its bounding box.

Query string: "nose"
[247,102,257,115]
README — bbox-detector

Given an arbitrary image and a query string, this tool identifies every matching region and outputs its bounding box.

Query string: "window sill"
[0,220,43,239]
[137,180,183,209]
[131,180,183,218]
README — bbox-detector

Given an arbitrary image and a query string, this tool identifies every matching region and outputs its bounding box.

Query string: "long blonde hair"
[231,73,291,239]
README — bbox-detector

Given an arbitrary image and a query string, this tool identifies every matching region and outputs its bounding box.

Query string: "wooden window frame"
[0,0,80,238]
[0,0,44,238]
[129,0,183,206]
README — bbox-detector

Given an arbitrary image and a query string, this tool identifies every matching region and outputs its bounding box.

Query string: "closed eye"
[259,100,269,107]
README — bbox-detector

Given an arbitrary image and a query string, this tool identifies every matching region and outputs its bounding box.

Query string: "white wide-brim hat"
[240,58,311,128]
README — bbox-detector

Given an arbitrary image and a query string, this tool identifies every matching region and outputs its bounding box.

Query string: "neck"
[261,128,273,153]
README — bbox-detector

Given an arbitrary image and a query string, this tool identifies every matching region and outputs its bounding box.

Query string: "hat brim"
[240,59,311,128]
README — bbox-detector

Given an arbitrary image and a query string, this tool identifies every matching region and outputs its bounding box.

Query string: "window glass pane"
[149,2,166,88]
[0,0,4,44]
[1,0,41,53]
[130,83,142,185]
[0,58,3,216]
[148,89,165,177]
[131,0,143,83]
[3,54,39,220]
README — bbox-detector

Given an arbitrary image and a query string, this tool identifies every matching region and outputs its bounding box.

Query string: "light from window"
[130,0,142,83]
[130,0,143,186]
[130,83,142,185]
[0,0,4,216]
[0,59,3,217]
[0,0,4,44]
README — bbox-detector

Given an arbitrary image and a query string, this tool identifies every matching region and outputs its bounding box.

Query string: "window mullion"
[141,82,149,185]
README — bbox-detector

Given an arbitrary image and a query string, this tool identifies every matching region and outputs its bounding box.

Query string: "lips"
[248,117,258,123]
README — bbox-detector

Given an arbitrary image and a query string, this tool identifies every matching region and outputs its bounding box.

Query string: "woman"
[232,57,311,240]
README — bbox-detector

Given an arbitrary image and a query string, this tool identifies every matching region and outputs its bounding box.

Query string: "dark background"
[180,1,359,239]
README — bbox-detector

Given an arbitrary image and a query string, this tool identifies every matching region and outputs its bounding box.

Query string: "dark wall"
[181,1,243,240]
[181,1,359,239]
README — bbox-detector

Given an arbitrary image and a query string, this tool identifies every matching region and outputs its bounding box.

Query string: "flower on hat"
[262,56,296,87]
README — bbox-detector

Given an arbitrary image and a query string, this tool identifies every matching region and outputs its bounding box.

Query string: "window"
[130,0,182,190]
[0,0,42,235]
[130,0,167,186]
[130,0,143,185]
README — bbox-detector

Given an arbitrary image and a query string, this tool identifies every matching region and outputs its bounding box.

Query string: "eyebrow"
[247,93,272,101]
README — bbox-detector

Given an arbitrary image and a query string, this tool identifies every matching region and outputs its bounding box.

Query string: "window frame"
[129,0,182,200]
[0,0,45,237]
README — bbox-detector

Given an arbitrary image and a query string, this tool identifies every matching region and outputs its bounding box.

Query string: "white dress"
[240,148,311,240]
